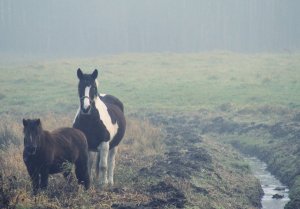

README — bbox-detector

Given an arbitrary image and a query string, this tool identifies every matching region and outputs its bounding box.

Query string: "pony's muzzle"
[25,146,37,155]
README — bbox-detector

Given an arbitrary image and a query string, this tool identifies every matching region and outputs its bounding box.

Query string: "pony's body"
[73,69,126,186]
[23,120,90,194]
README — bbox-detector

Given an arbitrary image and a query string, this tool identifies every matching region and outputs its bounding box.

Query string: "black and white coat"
[73,69,126,186]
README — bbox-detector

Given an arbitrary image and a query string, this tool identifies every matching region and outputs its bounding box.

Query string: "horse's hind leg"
[108,146,118,185]
[88,152,96,180]
[95,151,100,179]
[75,153,90,190]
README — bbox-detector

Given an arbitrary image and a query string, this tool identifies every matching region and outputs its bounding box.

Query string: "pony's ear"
[77,68,83,80]
[92,69,98,80]
[22,119,28,127]
[35,119,41,126]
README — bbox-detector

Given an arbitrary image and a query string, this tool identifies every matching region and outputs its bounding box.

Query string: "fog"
[0,0,299,56]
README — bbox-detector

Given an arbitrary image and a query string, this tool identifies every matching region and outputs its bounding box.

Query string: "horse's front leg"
[97,141,109,186]
[40,168,49,190]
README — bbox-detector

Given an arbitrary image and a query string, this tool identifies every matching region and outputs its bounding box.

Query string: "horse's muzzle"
[81,106,91,114]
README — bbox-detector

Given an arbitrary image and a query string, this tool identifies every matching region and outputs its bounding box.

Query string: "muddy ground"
[112,112,263,209]
[146,108,300,209]
[125,107,300,209]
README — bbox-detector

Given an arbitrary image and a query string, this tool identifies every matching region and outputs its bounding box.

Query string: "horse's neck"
[96,94,107,106]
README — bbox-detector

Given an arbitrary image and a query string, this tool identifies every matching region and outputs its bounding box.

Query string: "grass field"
[0,52,299,114]
[0,52,299,208]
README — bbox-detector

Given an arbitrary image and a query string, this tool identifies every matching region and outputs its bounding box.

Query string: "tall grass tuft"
[122,117,165,156]
[0,117,22,148]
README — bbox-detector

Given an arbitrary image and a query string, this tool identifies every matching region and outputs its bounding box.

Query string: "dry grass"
[121,117,165,156]
[0,114,164,209]
[0,116,23,148]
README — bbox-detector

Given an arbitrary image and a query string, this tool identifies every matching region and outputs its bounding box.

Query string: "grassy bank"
[228,121,300,209]
[183,108,300,209]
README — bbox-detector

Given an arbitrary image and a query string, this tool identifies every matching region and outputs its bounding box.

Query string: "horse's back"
[100,94,124,113]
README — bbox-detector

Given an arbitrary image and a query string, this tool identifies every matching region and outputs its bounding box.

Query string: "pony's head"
[22,119,43,155]
[77,68,99,114]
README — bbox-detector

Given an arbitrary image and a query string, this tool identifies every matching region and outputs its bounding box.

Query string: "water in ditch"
[244,156,290,209]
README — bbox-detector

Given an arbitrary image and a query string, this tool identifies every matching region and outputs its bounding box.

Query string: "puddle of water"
[244,156,290,209]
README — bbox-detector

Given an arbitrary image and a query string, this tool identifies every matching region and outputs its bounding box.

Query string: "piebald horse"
[73,69,126,186]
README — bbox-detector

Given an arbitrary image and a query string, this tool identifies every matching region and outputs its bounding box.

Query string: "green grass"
[0,52,299,114]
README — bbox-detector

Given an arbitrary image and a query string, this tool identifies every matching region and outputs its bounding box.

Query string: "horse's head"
[77,68,99,114]
[22,119,43,155]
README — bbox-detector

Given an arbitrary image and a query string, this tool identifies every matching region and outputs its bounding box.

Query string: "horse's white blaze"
[83,86,91,109]
[95,97,119,140]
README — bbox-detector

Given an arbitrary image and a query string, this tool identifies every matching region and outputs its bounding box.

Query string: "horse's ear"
[92,69,98,80]
[22,119,28,127]
[77,68,83,80]
[35,119,41,126]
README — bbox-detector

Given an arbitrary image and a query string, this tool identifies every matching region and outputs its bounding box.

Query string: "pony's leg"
[108,146,118,185]
[75,152,90,190]
[97,141,109,186]
[40,168,49,190]
[27,167,40,195]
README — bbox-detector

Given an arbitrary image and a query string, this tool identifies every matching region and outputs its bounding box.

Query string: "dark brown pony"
[22,118,90,194]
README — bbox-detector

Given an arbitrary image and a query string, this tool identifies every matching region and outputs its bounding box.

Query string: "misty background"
[0,0,299,57]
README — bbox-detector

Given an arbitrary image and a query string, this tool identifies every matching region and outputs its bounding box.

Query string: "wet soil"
[113,114,211,208]
[112,112,265,209]
[145,110,300,209]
